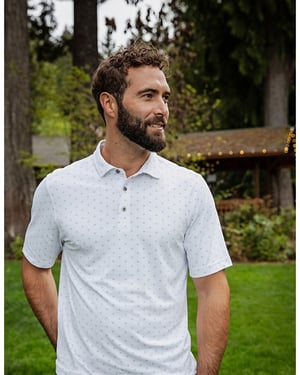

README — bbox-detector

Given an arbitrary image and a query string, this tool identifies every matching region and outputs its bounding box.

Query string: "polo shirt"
[23,141,232,375]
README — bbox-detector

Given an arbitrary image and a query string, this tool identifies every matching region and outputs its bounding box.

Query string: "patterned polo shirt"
[23,141,232,375]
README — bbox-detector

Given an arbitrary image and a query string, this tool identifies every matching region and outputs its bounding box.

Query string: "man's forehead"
[126,66,169,88]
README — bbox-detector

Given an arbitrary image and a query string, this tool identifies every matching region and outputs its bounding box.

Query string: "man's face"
[116,66,170,152]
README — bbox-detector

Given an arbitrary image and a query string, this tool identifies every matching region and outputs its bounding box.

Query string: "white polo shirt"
[23,141,232,375]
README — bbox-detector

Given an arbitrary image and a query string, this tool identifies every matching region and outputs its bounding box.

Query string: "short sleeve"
[184,179,232,278]
[22,176,62,268]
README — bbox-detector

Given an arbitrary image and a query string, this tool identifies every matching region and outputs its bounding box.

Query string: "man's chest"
[54,179,191,256]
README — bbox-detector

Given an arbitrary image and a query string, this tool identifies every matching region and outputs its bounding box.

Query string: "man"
[22,42,232,375]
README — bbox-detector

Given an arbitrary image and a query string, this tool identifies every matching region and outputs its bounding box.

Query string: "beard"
[116,103,167,152]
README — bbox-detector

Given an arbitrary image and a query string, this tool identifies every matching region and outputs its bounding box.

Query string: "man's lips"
[148,123,165,129]
[147,117,167,129]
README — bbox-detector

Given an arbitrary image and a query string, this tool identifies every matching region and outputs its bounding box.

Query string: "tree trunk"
[264,50,294,208]
[73,0,98,75]
[5,0,36,248]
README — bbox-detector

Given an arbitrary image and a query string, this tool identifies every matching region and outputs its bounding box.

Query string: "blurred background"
[5,0,295,255]
[4,1,296,373]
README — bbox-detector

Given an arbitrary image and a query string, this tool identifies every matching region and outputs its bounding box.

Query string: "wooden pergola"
[169,127,296,198]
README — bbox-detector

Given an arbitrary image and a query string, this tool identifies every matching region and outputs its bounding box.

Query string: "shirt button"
[116,169,120,174]
[123,186,127,191]
[122,207,126,212]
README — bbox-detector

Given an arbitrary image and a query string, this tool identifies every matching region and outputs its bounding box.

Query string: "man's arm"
[22,256,58,350]
[193,270,230,375]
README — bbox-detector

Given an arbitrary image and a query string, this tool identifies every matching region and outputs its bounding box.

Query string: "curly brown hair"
[91,41,169,120]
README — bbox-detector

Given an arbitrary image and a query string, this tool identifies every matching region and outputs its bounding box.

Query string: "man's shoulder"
[156,154,204,182]
[45,154,94,184]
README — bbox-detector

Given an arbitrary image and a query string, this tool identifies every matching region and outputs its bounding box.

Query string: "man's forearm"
[196,297,230,374]
[194,271,230,375]
[22,257,58,350]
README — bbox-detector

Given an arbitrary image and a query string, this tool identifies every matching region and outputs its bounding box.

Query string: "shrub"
[222,205,295,261]
[8,236,24,260]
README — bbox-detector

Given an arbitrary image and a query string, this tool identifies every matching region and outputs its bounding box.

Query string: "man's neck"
[101,138,151,177]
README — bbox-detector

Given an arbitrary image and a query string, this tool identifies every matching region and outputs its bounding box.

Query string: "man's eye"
[163,95,170,103]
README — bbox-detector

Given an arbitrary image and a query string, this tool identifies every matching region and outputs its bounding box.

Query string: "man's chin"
[143,138,166,152]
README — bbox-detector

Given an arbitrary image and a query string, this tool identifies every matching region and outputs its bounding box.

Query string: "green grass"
[5,261,295,374]
[5,261,60,374]
[188,263,295,375]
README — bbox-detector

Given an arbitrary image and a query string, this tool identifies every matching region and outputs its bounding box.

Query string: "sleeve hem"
[189,259,232,278]
[22,248,57,269]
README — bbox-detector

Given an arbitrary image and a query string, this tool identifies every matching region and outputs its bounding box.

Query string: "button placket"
[119,180,131,217]
[113,168,129,216]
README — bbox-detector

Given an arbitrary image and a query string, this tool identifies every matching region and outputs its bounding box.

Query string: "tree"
[59,66,102,162]
[180,0,295,208]
[28,0,70,62]
[258,2,295,208]
[73,0,98,74]
[5,0,36,248]
[28,1,73,138]
[221,0,295,208]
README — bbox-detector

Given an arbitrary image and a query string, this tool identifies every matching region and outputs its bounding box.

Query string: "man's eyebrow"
[137,88,158,95]
[137,88,171,96]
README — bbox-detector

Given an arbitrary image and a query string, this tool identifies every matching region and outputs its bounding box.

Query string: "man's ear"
[99,92,117,118]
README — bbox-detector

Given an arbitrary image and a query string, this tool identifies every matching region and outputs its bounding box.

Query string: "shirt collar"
[93,140,162,179]
[93,141,116,177]
[137,152,161,179]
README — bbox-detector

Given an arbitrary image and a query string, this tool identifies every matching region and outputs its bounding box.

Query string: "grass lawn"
[5,261,295,374]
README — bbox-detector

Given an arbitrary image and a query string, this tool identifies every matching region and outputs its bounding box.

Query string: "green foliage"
[31,56,72,136]
[28,0,72,62]
[179,0,295,129]
[222,1,295,84]
[167,83,221,134]
[7,236,24,260]
[221,205,295,261]
[35,164,58,180]
[58,66,104,161]
[29,1,74,138]
[213,170,256,200]
[30,55,103,160]
[18,150,38,168]
[18,150,57,181]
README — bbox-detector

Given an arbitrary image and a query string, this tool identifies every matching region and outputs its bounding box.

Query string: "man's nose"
[154,97,169,117]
